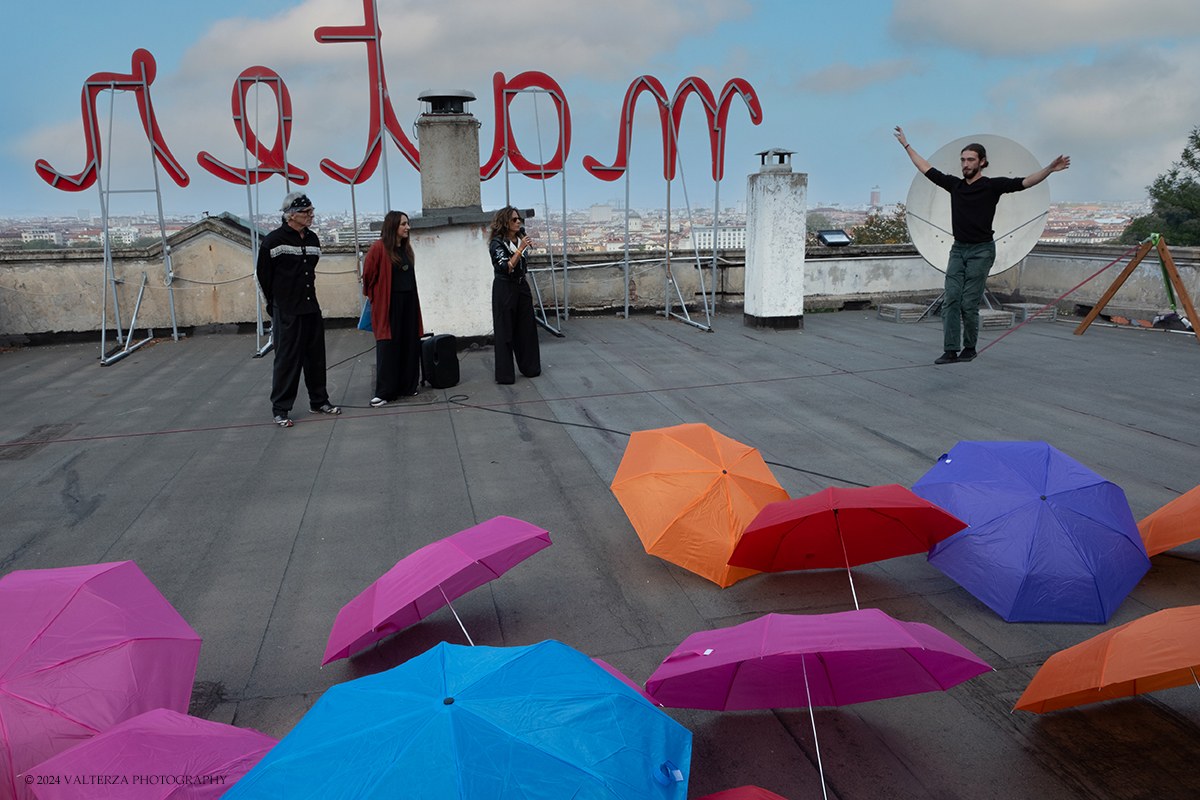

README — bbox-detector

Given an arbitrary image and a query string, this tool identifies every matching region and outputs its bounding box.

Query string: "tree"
[806,212,832,232]
[852,203,910,245]
[1121,126,1200,246]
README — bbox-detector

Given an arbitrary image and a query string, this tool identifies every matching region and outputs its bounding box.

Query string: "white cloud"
[970,46,1200,199]
[890,0,1200,56]
[795,58,925,94]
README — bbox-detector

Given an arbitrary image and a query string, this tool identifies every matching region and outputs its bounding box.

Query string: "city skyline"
[4,1,1199,220]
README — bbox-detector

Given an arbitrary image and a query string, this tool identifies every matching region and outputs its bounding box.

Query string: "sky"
[3,0,1200,221]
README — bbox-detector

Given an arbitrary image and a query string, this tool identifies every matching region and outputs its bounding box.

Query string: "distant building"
[870,186,881,208]
[590,204,613,223]
[329,228,381,245]
[100,228,139,246]
[22,229,63,245]
[686,225,746,251]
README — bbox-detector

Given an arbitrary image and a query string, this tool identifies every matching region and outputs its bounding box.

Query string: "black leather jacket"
[256,223,322,315]
[489,237,527,283]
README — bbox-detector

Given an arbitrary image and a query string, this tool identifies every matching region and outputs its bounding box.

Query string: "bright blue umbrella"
[221,640,692,799]
[912,441,1149,623]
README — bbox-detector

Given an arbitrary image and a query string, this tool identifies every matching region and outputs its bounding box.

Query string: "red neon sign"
[197,67,309,186]
[35,49,190,192]
[584,76,762,182]
[312,0,420,183]
[35,1,761,195]
[480,71,573,181]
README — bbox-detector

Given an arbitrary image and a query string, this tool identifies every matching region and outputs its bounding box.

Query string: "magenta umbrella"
[592,658,662,707]
[0,562,202,800]
[323,516,552,664]
[24,708,276,800]
[645,609,990,800]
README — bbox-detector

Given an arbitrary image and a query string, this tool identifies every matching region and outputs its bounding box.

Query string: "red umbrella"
[25,708,276,799]
[728,485,966,608]
[322,516,551,663]
[0,562,201,800]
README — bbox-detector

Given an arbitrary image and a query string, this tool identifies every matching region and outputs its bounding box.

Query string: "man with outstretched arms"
[894,127,1069,364]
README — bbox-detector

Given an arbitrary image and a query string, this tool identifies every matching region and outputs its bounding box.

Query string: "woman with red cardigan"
[362,211,423,406]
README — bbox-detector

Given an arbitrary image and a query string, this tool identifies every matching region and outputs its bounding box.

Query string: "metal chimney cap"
[418,90,477,115]
[755,148,794,173]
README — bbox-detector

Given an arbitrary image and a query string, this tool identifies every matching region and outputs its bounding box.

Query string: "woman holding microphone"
[487,206,541,384]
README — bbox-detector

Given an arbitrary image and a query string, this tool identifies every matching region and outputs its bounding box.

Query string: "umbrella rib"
[1044,501,1110,619]
[0,686,103,732]
[0,636,195,682]
[644,473,724,550]
[446,698,628,795]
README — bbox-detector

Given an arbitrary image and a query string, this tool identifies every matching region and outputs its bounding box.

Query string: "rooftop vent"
[418,90,476,115]
[756,148,794,173]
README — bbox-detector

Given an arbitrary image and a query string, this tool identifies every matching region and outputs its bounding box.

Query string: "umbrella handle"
[803,656,830,800]
[654,761,684,786]
[835,511,860,611]
[438,584,474,646]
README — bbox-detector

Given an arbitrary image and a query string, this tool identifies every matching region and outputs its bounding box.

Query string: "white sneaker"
[370,397,388,408]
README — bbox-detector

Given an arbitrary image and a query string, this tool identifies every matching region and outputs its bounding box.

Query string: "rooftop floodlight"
[817,230,853,247]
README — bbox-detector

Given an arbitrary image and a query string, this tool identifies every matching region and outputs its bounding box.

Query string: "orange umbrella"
[1014,604,1200,713]
[611,423,789,587]
[1138,484,1200,556]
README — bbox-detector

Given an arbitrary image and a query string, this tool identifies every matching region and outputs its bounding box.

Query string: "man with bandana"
[256,192,341,427]
[894,127,1069,365]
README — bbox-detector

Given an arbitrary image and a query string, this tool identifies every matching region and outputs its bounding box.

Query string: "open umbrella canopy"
[728,485,967,570]
[1137,484,1200,557]
[24,708,276,800]
[645,609,991,711]
[1015,604,1200,713]
[912,441,1150,623]
[697,787,791,800]
[322,516,551,664]
[224,640,693,800]
[611,423,788,588]
[0,562,201,800]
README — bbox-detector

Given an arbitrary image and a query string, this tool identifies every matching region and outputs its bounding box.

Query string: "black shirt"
[391,251,415,292]
[924,167,1027,244]
[256,223,322,315]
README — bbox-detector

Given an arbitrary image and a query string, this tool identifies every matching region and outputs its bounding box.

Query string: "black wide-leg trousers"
[492,277,541,384]
[374,290,421,400]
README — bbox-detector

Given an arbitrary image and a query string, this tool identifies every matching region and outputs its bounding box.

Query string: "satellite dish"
[905,135,1050,275]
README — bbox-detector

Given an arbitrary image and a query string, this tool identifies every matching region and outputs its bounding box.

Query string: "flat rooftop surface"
[2,308,1199,799]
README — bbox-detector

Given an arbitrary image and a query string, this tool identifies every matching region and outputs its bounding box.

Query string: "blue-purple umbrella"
[912,441,1149,623]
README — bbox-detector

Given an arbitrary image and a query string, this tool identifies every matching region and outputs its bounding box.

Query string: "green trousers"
[943,241,995,351]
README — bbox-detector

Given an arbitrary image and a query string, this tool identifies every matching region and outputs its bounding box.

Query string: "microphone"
[518,227,529,253]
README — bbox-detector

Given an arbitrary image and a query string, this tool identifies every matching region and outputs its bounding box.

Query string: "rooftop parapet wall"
[2,217,1197,337]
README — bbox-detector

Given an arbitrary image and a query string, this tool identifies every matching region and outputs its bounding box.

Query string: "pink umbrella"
[591,658,662,707]
[646,609,991,800]
[0,562,202,800]
[24,708,276,800]
[697,788,791,800]
[323,516,552,664]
